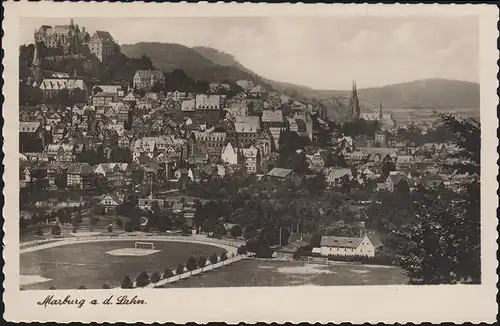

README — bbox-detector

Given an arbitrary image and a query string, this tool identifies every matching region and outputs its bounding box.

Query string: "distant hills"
[310,79,480,110]
[120,42,480,111]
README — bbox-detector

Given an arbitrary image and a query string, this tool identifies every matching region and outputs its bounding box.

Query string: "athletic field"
[163,259,408,288]
[20,241,225,290]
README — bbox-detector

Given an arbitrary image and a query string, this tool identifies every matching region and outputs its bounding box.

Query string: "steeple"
[379,102,383,119]
[348,80,360,121]
[31,37,43,87]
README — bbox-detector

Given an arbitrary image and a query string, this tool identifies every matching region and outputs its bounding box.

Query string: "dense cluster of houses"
[19,71,330,212]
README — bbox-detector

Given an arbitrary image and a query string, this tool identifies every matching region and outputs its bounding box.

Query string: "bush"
[124,221,134,233]
[90,216,99,226]
[115,218,124,228]
[49,285,56,290]
[72,228,77,233]
[198,256,207,269]
[35,226,44,236]
[230,225,242,239]
[209,253,218,264]
[150,272,161,284]
[163,268,174,279]
[186,256,198,271]
[237,245,247,255]
[78,285,87,290]
[176,264,185,275]
[136,271,150,287]
[121,275,133,289]
[219,251,228,262]
[102,284,111,289]
[51,224,61,236]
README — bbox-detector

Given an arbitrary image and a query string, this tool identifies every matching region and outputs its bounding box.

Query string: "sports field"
[20,241,225,290]
[163,259,408,288]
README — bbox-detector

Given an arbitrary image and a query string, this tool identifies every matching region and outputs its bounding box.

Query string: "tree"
[163,268,174,279]
[396,115,480,284]
[381,160,396,178]
[102,283,111,289]
[186,256,198,272]
[209,253,218,264]
[121,275,133,289]
[90,216,99,227]
[219,251,228,262]
[51,224,61,236]
[230,225,242,239]
[135,271,150,287]
[176,264,185,275]
[237,245,247,255]
[197,256,207,269]
[150,272,161,285]
[78,285,87,290]
[124,220,134,232]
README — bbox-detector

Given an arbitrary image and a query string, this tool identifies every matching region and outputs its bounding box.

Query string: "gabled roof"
[67,163,93,175]
[367,233,383,248]
[320,236,363,248]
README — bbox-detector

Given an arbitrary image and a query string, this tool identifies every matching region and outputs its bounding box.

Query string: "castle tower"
[31,36,43,87]
[348,80,361,121]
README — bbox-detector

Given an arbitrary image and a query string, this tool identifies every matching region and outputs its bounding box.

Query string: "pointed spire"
[379,102,383,118]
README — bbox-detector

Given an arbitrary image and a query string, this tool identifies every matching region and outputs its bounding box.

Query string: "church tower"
[348,80,361,121]
[378,102,383,119]
[31,33,43,87]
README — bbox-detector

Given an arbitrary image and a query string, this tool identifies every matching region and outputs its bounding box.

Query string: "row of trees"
[120,252,228,288]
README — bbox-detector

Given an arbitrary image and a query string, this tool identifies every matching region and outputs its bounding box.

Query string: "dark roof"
[95,30,113,40]
[67,163,93,175]
[320,236,363,248]
[367,234,383,248]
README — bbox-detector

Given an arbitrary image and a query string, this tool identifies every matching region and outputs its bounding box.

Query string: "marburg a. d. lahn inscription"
[37,295,146,308]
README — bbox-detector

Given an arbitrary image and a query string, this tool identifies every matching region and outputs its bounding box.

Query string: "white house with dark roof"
[318,234,383,257]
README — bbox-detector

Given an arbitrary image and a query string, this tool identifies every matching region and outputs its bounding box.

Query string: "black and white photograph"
[3,2,498,324]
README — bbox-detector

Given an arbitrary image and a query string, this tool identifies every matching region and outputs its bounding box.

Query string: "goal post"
[135,242,155,250]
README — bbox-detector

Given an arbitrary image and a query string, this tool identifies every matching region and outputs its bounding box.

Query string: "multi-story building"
[94,163,129,188]
[190,131,227,161]
[89,31,118,61]
[194,94,222,127]
[234,116,261,147]
[133,70,165,90]
[240,145,261,174]
[92,92,117,107]
[38,78,88,100]
[66,163,94,189]
[262,110,285,150]
[34,19,90,55]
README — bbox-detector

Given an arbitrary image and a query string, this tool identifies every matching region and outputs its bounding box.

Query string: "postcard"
[2,2,498,323]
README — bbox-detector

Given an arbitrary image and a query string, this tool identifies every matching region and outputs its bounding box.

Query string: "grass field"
[163,259,408,288]
[20,241,225,290]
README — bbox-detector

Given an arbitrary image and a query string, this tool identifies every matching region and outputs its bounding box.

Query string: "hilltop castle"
[34,18,118,61]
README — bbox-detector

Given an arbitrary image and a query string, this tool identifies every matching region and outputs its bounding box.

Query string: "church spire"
[379,102,383,119]
[348,80,360,121]
[31,36,43,87]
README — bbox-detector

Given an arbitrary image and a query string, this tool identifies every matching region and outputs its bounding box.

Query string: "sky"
[21,16,479,90]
